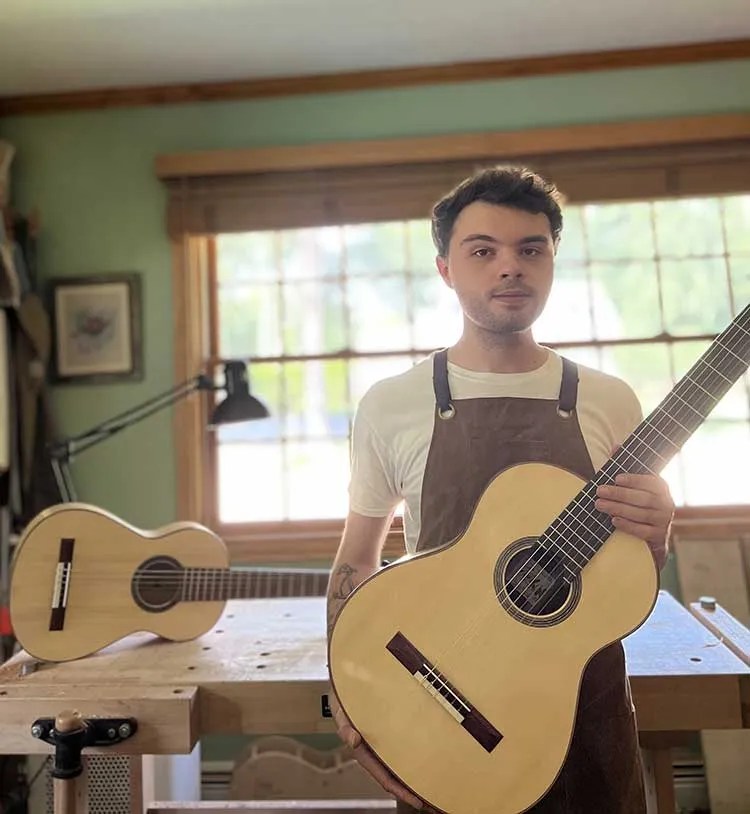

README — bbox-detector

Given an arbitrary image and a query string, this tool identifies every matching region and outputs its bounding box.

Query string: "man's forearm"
[326,559,378,640]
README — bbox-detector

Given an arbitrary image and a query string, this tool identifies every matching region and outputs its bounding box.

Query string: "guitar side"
[329,461,658,814]
[10,503,229,662]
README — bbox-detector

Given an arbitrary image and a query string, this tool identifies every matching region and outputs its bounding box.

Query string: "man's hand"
[595,473,674,569]
[330,696,424,809]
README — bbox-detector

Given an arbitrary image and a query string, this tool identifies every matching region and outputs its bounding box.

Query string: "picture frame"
[50,273,143,384]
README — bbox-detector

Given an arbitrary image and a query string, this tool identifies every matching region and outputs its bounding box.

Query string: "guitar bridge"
[386,632,502,753]
[49,538,75,632]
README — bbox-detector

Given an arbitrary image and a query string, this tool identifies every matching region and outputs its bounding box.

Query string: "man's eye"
[522,247,541,256]
[473,247,493,257]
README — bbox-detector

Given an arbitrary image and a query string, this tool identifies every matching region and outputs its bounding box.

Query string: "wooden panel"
[3,39,749,117]
[155,114,750,179]
[673,536,750,626]
[0,685,198,754]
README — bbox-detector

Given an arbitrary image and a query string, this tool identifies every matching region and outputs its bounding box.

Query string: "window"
[211,192,750,527]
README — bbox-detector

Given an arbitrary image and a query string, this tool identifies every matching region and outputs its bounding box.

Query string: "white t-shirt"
[348,349,643,553]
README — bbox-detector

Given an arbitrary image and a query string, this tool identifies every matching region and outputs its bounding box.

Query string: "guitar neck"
[180,567,330,602]
[542,303,750,570]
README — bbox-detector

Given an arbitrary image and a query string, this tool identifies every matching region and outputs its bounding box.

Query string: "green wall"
[1,58,749,531]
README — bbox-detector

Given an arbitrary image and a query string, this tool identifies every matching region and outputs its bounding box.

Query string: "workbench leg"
[641,748,676,814]
[53,761,88,814]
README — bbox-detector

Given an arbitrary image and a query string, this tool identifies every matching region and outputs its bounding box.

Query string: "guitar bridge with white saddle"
[386,631,503,752]
[50,537,75,632]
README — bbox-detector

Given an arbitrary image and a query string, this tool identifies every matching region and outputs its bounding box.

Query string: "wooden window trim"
[168,114,750,563]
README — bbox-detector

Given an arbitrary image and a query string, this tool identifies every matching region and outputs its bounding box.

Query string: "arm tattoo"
[327,563,358,638]
[331,563,357,600]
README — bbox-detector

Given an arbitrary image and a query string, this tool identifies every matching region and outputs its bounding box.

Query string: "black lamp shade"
[209,361,270,426]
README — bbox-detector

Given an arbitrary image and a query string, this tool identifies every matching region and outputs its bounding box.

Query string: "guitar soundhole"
[494,538,581,628]
[132,556,184,613]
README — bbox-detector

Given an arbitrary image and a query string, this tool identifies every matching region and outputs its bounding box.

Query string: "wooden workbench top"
[0,590,748,754]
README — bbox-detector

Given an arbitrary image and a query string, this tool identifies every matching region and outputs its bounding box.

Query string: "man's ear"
[436,255,453,289]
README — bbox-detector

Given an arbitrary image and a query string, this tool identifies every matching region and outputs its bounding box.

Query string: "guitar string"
[499,316,750,618]
[521,319,750,615]
[415,312,750,699]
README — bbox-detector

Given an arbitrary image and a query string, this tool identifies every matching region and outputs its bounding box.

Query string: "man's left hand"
[595,473,674,569]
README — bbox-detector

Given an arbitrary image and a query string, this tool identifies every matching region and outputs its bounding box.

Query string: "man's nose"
[496,249,523,278]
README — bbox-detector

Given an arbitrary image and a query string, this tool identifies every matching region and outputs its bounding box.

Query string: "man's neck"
[448,332,549,374]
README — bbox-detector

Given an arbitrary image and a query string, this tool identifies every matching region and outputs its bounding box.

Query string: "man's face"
[436,202,555,337]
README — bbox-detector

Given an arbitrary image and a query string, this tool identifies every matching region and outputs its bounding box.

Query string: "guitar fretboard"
[176,568,330,602]
[539,303,750,574]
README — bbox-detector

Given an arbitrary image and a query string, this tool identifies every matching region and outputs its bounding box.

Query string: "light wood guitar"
[329,304,750,814]
[10,503,329,662]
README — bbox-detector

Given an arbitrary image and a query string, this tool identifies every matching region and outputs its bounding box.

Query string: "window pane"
[723,195,750,256]
[411,275,462,348]
[590,261,662,340]
[583,203,656,262]
[730,257,750,315]
[536,278,596,343]
[654,197,724,259]
[661,258,732,335]
[285,360,350,439]
[218,282,281,358]
[345,222,406,276]
[217,232,278,283]
[281,227,342,280]
[599,342,672,416]
[407,220,438,274]
[217,443,283,522]
[283,281,346,354]
[349,276,411,352]
[286,440,350,519]
[678,421,750,505]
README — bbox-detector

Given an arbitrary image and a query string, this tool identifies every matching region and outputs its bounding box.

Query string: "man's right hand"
[333,704,424,809]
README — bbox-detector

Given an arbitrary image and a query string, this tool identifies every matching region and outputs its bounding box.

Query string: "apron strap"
[558,356,579,417]
[432,349,579,418]
[432,349,455,419]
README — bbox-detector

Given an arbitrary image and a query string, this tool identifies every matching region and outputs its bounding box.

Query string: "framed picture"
[50,273,143,383]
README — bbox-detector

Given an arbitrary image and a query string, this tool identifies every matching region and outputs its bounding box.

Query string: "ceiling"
[2,0,750,97]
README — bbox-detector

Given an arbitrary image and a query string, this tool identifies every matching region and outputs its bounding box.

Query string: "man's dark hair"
[430,165,564,257]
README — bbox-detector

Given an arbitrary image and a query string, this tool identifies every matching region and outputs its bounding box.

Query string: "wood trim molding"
[155,113,750,179]
[3,38,750,117]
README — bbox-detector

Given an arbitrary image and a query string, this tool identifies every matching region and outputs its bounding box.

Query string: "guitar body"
[329,462,658,814]
[10,503,229,662]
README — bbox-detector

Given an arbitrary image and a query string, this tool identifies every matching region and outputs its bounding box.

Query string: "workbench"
[0,590,748,814]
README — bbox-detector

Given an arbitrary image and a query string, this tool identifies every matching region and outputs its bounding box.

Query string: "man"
[326,166,674,813]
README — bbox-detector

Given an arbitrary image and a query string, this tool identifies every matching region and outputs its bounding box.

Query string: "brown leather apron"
[396,350,646,814]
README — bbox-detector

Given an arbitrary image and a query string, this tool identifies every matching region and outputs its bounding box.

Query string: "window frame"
[163,114,750,562]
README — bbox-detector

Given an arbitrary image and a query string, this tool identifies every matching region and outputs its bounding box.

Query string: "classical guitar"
[10,502,329,662]
[329,303,750,814]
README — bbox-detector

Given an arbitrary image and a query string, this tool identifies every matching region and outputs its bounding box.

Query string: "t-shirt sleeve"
[347,401,401,518]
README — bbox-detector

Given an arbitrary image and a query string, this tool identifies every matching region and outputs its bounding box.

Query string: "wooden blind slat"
[162,137,750,235]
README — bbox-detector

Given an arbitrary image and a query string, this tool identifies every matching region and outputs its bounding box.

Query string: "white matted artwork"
[50,273,143,383]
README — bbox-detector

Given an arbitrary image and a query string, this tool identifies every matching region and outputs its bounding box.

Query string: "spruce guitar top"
[10,503,329,662]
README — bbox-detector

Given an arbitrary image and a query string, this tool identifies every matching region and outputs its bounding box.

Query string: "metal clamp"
[31,713,138,779]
